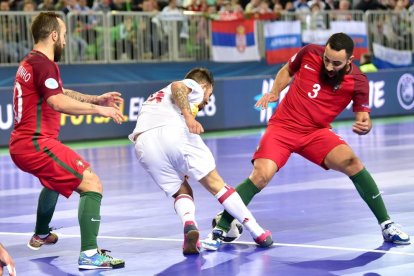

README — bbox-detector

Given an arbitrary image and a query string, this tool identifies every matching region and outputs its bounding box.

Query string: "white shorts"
[133,125,216,197]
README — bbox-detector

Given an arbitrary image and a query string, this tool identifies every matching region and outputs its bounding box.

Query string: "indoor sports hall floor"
[1,116,414,276]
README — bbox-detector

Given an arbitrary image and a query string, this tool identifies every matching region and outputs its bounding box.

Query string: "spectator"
[354,0,386,12]
[293,0,310,11]
[284,1,295,11]
[245,0,261,12]
[325,0,336,10]
[258,0,272,13]
[307,0,326,10]
[22,0,37,10]
[139,0,161,58]
[0,0,30,63]
[112,0,130,11]
[218,0,244,19]
[306,3,327,29]
[61,0,80,14]
[155,0,189,41]
[359,53,379,73]
[111,16,138,60]
[92,0,114,12]
[335,0,353,20]
[38,0,56,10]
[0,0,10,11]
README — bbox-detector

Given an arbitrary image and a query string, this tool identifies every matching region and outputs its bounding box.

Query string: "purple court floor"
[1,117,414,275]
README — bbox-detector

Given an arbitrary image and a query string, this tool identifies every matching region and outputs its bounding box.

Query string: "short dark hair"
[185,67,214,87]
[361,53,372,64]
[326,32,354,58]
[31,12,61,44]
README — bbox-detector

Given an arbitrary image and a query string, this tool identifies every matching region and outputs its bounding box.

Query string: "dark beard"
[319,64,347,90]
[53,39,63,62]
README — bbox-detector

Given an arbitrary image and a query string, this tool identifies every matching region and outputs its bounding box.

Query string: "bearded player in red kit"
[203,32,410,250]
[9,12,125,269]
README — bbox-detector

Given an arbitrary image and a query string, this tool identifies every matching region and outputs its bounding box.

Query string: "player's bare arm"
[64,89,123,109]
[352,111,372,135]
[63,88,98,103]
[0,243,16,276]
[171,81,204,134]
[47,93,124,124]
[96,92,124,109]
[256,63,292,109]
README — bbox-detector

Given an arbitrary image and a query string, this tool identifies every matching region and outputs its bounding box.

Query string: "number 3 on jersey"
[146,91,165,103]
[308,83,321,99]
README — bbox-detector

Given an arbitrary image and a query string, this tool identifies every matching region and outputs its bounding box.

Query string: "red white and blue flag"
[211,19,260,62]
[264,21,301,64]
[330,21,368,60]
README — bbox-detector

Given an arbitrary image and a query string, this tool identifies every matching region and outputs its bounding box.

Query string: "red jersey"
[9,50,64,154]
[270,44,370,132]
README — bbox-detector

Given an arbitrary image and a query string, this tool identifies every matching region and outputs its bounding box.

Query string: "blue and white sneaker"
[202,228,225,251]
[78,249,125,270]
[381,220,410,245]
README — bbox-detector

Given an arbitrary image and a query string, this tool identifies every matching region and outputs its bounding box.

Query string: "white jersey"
[129,79,204,139]
[129,78,215,196]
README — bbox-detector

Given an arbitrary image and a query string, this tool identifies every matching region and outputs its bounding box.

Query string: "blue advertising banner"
[1,69,414,147]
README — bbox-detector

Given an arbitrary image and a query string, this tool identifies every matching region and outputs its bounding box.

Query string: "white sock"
[38,234,48,239]
[215,184,264,238]
[82,248,98,257]
[174,194,196,226]
[380,219,393,229]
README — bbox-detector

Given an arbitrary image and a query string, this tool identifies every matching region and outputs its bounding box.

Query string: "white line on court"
[1,232,413,256]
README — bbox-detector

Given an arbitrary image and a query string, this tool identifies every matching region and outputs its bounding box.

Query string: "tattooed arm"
[63,88,98,104]
[63,89,123,108]
[171,82,192,116]
[171,81,204,134]
[47,93,124,124]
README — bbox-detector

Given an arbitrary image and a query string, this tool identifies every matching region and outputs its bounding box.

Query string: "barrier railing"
[365,10,413,52]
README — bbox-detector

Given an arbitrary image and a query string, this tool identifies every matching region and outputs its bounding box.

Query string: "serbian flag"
[264,21,302,64]
[211,19,260,62]
[330,21,368,60]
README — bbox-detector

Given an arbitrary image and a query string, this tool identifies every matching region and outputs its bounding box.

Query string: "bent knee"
[335,156,364,175]
[77,167,103,193]
[341,155,363,168]
[250,164,276,189]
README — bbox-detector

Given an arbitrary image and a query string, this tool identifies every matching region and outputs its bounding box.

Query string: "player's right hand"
[0,244,16,276]
[185,117,204,134]
[255,93,279,109]
[98,106,124,124]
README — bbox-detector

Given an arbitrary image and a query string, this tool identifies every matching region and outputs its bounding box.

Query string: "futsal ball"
[212,211,243,242]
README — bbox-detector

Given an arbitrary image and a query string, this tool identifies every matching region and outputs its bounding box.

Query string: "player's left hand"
[352,120,371,135]
[255,92,279,109]
[97,92,124,109]
[353,112,372,135]
[185,116,204,134]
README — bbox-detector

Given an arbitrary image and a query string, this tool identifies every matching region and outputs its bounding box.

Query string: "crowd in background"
[1,0,414,65]
[1,0,414,16]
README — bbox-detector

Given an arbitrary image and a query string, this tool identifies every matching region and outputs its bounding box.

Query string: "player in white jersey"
[129,68,273,254]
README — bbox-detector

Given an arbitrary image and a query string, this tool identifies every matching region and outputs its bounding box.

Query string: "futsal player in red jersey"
[9,12,125,269]
[203,32,410,250]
